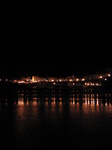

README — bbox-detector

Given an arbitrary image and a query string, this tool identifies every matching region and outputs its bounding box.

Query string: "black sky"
[0,3,111,78]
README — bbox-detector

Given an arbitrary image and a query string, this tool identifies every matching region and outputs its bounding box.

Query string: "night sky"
[0,3,111,79]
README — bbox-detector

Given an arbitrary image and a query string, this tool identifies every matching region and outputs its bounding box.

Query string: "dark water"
[0,90,112,150]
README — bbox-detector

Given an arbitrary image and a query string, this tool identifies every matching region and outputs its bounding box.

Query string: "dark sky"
[0,3,111,78]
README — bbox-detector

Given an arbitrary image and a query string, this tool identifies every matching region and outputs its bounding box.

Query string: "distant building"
[11,70,111,87]
[32,76,40,82]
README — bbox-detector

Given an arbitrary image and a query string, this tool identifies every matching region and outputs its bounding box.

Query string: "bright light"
[32,76,35,82]
[82,78,85,81]
[18,81,24,84]
[69,79,72,82]
[76,78,79,82]
[99,76,103,79]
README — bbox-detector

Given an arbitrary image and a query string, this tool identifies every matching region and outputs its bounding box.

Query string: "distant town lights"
[0,71,111,87]
[76,78,79,82]
[69,79,73,82]
[99,76,103,79]
[82,78,85,81]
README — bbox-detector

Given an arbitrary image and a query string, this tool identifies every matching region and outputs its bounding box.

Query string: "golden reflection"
[75,101,80,106]
[52,97,56,101]
[52,100,56,105]
[88,100,90,105]
[76,94,79,101]
[59,97,62,101]
[96,98,99,101]
[26,99,29,106]
[72,100,75,105]
[90,100,95,106]
[105,102,108,106]
[109,103,111,106]
[96,100,99,106]
[91,94,95,101]
[16,100,40,128]
[54,101,62,113]
[45,100,63,114]
[73,96,75,101]
[16,100,26,123]
[32,97,37,101]
[59,101,62,105]
[46,97,48,101]
[70,101,73,105]
[87,94,90,101]
[70,97,73,101]
[50,101,56,114]
[32,101,37,106]
[69,97,112,116]
[18,98,24,106]
[58,102,62,113]
[45,101,48,106]
[7,90,112,117]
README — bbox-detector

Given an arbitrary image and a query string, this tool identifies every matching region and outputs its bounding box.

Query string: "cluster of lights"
[85,83,100,86]
[1,73,111,87]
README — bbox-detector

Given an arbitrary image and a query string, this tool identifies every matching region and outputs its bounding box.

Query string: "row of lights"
[0,79,12,82]
[1,74,111,84]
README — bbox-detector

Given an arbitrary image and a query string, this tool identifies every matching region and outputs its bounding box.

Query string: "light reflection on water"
[1,95,112,116]
[1,92,112,107]
[1,90,112,149]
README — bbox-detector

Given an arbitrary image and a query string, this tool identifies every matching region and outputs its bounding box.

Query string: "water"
[0,89,112,150]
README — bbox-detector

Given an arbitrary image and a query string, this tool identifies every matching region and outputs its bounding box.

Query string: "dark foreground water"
[0,89,112,150]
